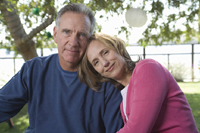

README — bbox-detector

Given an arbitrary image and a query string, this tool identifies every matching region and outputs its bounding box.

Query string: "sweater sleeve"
[0,63,28,122]
[103,83,124,133]
[117,60,168,133]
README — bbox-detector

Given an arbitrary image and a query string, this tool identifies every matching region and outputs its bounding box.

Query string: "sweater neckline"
[56,55,77,76]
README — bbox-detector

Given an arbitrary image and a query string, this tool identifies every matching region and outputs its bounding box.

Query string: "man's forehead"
[60,16,91,34]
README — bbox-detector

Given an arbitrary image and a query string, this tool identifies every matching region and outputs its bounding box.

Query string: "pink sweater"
[117,59,199,133]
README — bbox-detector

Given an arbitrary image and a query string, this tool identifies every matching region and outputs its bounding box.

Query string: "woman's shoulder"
[133,58,167,77]
[136,58,161,68]
[131,58,168,83]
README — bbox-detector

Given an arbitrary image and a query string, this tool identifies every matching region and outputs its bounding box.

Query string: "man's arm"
[0,64,28,123]
[102,82,124,132]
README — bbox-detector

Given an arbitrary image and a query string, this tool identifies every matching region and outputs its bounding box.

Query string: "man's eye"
[64,30,70,34]
[79,33,88,39]
[80,33,86,37]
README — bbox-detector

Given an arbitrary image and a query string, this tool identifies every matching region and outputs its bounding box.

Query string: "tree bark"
[198,1,200,43]
[0,0,55,62]
[0,1,38,61]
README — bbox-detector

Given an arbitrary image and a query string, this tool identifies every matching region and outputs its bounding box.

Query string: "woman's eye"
[104,50,109,55]
[94,60,99,66]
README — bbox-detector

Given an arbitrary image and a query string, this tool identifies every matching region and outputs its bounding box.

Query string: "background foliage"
[0,0,200,61]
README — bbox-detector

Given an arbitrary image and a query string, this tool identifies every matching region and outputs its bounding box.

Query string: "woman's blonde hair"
[78,33,139,91]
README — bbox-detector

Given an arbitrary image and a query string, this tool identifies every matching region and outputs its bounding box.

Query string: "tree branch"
[21,13,55,44]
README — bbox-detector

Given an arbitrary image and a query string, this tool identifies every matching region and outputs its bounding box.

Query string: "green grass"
[0,104,29,133]
[178,82,200,132]
[0,82,199,133]
[178,82,200,94]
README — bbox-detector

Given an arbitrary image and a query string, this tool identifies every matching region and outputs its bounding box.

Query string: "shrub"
[168,63,190,82]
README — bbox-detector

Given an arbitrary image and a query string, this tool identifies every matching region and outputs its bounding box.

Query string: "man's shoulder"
[100,82,121,95]
[26,54,58,66]
[19,54,58,73]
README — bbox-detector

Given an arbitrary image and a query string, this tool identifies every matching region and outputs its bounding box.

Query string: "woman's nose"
[102,59,109,67]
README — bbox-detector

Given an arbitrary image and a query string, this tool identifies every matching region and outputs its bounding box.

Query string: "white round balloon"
[125,8,147,27]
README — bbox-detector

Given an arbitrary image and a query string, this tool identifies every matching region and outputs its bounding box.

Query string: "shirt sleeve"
[102,83,124,133]
[0,63,28,123]
[117,60,168,133]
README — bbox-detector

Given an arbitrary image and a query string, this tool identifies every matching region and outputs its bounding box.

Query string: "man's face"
[53,12,91,71]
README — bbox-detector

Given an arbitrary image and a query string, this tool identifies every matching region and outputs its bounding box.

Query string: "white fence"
[1,44,200,88]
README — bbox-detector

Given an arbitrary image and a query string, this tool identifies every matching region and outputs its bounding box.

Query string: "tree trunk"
[198,1,200,43]
[0,1,38,62]
[16,40,38,62]
[0,0,55,62]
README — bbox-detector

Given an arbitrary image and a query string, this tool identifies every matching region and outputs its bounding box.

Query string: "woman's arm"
[118,60,168,133]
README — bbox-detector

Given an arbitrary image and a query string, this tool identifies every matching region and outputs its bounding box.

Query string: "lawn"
[0,82,199,133]
[0,104,29,133]
[178,82,200,132]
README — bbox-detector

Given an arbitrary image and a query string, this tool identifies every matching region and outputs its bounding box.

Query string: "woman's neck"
[116,72,132,87]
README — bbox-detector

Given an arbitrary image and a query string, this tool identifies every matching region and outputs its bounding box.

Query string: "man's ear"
[53,26,58,43]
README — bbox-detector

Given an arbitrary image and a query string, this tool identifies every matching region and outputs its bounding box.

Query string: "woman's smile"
[106,63,115,72]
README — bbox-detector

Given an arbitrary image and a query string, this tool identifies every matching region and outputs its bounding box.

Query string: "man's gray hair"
[55,3,95,36]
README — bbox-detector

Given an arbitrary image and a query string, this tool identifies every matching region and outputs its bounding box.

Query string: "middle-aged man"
[0,3,124,133]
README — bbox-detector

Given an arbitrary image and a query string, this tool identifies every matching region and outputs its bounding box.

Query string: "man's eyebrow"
[79,31,88,36]
[62,28,70,32]
[80,30,90,37]
[81,27,90,34]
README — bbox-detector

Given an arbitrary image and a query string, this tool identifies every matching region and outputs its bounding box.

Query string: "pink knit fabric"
[117,59,198,133]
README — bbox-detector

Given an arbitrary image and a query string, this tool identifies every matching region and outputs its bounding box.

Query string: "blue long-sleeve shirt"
[0,54,123,133]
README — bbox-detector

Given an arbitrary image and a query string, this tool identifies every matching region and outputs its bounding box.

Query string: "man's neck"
[59,57,78,72]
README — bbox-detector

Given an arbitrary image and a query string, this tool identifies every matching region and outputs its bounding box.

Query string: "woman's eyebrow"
[99,48,108,55]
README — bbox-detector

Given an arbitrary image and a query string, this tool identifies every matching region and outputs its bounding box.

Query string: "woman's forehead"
[87,41,105,60]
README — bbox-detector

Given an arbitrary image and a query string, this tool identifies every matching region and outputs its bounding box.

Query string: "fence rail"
[127,44,200,81]
[0,44,200,84]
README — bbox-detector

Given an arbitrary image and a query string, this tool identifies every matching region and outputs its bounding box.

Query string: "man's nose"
[69,34,78,46]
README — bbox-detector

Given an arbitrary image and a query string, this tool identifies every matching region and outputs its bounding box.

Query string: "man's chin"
[65,59,79,65]
[60,56,78,64]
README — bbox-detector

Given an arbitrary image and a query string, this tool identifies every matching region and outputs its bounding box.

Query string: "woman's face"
[87,40,127,81]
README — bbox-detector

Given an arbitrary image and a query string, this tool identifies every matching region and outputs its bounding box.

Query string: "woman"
[78,33,199,133]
